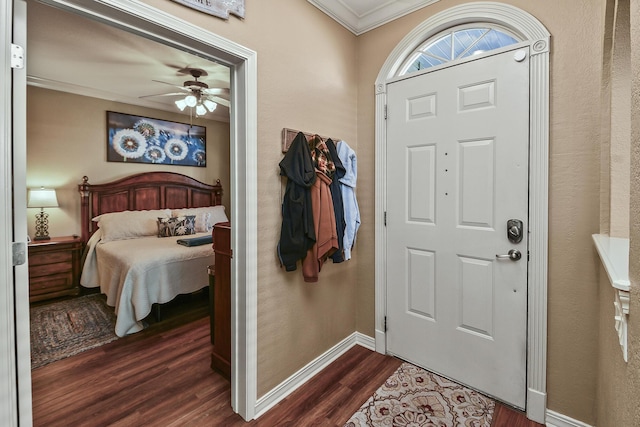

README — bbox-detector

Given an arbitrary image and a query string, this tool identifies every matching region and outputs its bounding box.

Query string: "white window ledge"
[592,234,630,291]
[592,234,629,362]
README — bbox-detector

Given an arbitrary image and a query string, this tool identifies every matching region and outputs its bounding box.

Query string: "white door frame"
[7,0,259,422]
[374,2,550,423]
[1,1,24,424]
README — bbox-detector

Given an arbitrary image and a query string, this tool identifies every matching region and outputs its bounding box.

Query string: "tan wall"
[356,0,603,424]
[27,86,230,239]
[596,0,640,425]
[610,0,631,238]
[139,1,360,397]
[627,0,640,422]
[596,269,628,427]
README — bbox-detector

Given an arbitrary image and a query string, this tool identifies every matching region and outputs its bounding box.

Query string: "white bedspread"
[80,230,214,337]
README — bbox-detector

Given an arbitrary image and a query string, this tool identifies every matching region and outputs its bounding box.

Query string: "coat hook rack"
[281,128,341,153]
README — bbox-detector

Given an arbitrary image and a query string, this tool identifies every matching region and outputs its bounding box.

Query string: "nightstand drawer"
[29,251,72,266]
[30,274,74,296]
[29,261,73,278]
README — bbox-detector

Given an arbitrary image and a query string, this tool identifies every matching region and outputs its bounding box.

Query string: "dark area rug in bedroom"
[30,294,118,369]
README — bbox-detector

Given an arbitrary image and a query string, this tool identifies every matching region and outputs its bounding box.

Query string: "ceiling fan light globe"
[195,104,207,116]
[185,95,198,107]
[203,99,217,112]
[175,99,188,111]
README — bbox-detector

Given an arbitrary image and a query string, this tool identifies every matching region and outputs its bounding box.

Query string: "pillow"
[172,206,228,233]
[157,215,196,237]
[93,209,172,242]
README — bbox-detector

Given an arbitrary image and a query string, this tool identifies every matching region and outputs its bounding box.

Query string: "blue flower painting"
[107,111,206,167]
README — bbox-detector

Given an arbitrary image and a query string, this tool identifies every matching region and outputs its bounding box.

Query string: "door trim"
[16,0,259,421]
[1,0,20,424]
[374,2,550,423]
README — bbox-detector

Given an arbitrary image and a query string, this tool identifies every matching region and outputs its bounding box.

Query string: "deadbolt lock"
[507,219,523,244]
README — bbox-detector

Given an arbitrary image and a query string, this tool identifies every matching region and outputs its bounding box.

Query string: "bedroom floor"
[30,297,539,426]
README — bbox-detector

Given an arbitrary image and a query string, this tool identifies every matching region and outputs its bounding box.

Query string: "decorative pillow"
[172,206,228,232]
[157,215,196,237]
[93,209,172,242]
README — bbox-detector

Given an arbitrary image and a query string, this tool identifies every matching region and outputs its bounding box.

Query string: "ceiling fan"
[140,68,230,116]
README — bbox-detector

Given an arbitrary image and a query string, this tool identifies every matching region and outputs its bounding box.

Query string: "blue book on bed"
[176,235,213,247]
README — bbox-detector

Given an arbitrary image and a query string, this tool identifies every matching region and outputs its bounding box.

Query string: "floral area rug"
[30,294,118,369]
[344,362,495,427]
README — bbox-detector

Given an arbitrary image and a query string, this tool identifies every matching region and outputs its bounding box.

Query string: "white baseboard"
[254,332,375,418]
[527,387,547,423]
[546,409,594,427]
[355,332,375,350]
[375,328,386,354]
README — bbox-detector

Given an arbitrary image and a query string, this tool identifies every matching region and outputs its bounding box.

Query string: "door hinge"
[384,316,388,332]
[527,250,530,261]
[384,211,387,226]
[12,242,26,266]
[11,44,25,69]
[384,105,388,120]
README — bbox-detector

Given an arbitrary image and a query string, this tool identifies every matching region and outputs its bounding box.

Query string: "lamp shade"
[185,95,198,107]
[203,99,217,112]
[28,188,59,208]
[195,104,207,116]
[175,99,188,111]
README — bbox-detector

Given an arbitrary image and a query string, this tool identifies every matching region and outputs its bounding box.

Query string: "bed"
[78,172,227,337]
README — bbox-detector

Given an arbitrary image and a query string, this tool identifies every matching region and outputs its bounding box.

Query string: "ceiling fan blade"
[139,92,186,99]
[203,87,230,96]
[205,95,230,108]
[152,79,189,90]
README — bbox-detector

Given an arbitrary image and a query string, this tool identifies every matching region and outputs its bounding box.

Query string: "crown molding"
[308,0,440,35]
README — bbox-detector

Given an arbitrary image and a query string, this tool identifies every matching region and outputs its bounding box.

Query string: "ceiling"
[27,1,425,120]
[27,1,231,122]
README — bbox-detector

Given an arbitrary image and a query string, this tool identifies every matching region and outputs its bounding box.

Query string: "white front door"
[386,47,529,408]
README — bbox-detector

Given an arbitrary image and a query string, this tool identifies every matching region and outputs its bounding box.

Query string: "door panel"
[459,139,494,228]
[458,255,494,338]
[408,145,436,222]
[407,248,436,319]
[386,48,529,408]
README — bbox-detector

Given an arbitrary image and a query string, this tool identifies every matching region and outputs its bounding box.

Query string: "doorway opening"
[14,0,258,421]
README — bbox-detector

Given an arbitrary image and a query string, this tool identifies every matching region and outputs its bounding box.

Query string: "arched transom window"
[397,24,521,76]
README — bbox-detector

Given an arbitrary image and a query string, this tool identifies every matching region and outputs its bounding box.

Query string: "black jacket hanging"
[277,132,316,271]
[326,138,346,263]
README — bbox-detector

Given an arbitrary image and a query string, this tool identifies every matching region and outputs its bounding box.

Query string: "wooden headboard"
[78,172,223,243]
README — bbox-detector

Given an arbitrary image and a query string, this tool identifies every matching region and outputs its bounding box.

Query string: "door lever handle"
[496,249,522,261]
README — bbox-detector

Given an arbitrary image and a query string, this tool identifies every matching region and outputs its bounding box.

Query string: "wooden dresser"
[210,222,231,380]
[28,236,83,303]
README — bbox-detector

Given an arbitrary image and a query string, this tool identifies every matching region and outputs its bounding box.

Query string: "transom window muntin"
[397,24,521,76]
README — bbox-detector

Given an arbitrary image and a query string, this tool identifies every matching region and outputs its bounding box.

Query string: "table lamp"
[28,187,59,241]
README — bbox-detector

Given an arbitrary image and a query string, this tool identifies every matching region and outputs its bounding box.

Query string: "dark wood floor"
[31,301,542,426]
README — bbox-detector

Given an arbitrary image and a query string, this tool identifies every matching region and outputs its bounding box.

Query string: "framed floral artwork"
[107,111,206,167]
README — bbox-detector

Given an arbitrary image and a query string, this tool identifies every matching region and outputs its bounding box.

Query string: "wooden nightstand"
[28,236,83,303]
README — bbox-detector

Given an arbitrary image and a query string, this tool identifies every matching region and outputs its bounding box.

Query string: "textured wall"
[627,0,640,422]
[597,0,640,425]
[140,0,361,397]
[610,0,631,238]
[356,1,603,424]
[27,86,230,239]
